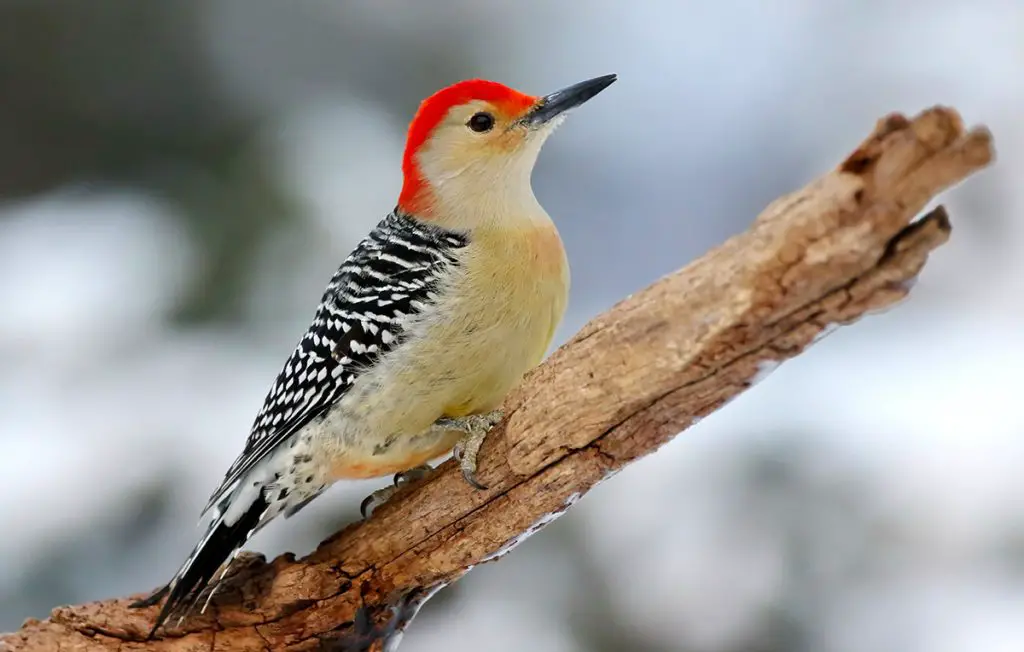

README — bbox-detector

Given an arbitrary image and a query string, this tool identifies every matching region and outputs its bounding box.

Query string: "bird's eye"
[467,112,495,133]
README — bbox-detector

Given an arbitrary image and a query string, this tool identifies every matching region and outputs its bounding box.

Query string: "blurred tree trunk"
[0,107,993,652]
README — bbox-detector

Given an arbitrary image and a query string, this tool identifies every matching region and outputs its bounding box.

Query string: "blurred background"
[0,1,1021,650]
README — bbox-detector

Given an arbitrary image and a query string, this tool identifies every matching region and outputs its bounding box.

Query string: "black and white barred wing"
[202,211,468,515]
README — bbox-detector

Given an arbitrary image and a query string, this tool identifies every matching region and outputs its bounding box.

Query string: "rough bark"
[1,106,995,652]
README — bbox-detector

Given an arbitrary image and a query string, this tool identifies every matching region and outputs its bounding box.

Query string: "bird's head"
[398,74,616,218]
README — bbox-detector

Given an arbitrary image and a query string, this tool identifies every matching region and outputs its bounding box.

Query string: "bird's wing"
[202,210,468,515]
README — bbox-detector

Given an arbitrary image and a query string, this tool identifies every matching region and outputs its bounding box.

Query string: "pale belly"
[312,252,569,480]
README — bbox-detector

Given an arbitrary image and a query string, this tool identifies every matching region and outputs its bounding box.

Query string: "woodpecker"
[131,73,616,636]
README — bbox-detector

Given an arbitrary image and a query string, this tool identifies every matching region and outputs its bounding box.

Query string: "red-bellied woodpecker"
[131,73,617,636]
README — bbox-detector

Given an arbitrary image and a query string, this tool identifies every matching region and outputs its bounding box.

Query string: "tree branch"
[2,107,995,652]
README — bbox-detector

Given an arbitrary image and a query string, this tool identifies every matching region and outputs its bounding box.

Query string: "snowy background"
[1,1,1022,651]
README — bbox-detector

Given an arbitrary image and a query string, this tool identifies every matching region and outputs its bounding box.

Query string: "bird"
[130,72,617,637]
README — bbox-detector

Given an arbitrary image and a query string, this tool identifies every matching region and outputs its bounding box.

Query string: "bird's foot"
[360,464,434,519]
[436,410,504,490]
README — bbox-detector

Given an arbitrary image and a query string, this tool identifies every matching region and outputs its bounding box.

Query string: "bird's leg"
[436,409,504,490]
[360,464,434,519]
[358,409,502,518]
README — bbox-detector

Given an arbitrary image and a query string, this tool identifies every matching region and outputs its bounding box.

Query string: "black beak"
[523,74,617,126]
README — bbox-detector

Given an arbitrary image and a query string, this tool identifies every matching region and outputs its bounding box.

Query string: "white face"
[414,100,564,219]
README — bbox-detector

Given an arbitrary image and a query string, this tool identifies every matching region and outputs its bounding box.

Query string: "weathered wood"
[1,106,994,652]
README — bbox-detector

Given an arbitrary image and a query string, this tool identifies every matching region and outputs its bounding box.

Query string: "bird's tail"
[130,494,269,638]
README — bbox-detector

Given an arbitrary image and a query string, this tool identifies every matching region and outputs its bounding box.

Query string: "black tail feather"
[129,583,169,608]
[135,495,268,639]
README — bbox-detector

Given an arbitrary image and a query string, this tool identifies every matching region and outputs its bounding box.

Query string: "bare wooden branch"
[1,106,995,652]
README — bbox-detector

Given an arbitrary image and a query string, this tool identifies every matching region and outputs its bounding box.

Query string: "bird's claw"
[439,410,503,490]
[360,464,434,519]
[361,409,502,517]
[452,436,488,490]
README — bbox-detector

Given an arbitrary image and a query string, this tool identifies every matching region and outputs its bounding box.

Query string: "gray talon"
[360,487,394,519]
[362,464,435,519]
[461,465,488,491]
[435,410,503,490]
[394,464,433,487]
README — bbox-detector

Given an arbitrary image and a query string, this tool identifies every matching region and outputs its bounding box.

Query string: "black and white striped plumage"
[133,209,469,636]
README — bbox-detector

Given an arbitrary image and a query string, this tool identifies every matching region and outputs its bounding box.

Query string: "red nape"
[398,79,537,215]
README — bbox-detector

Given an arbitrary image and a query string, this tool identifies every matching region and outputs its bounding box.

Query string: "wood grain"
[1,106,995,652]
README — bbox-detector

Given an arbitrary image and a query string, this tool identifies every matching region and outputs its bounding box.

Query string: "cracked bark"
[0,106,995,652]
